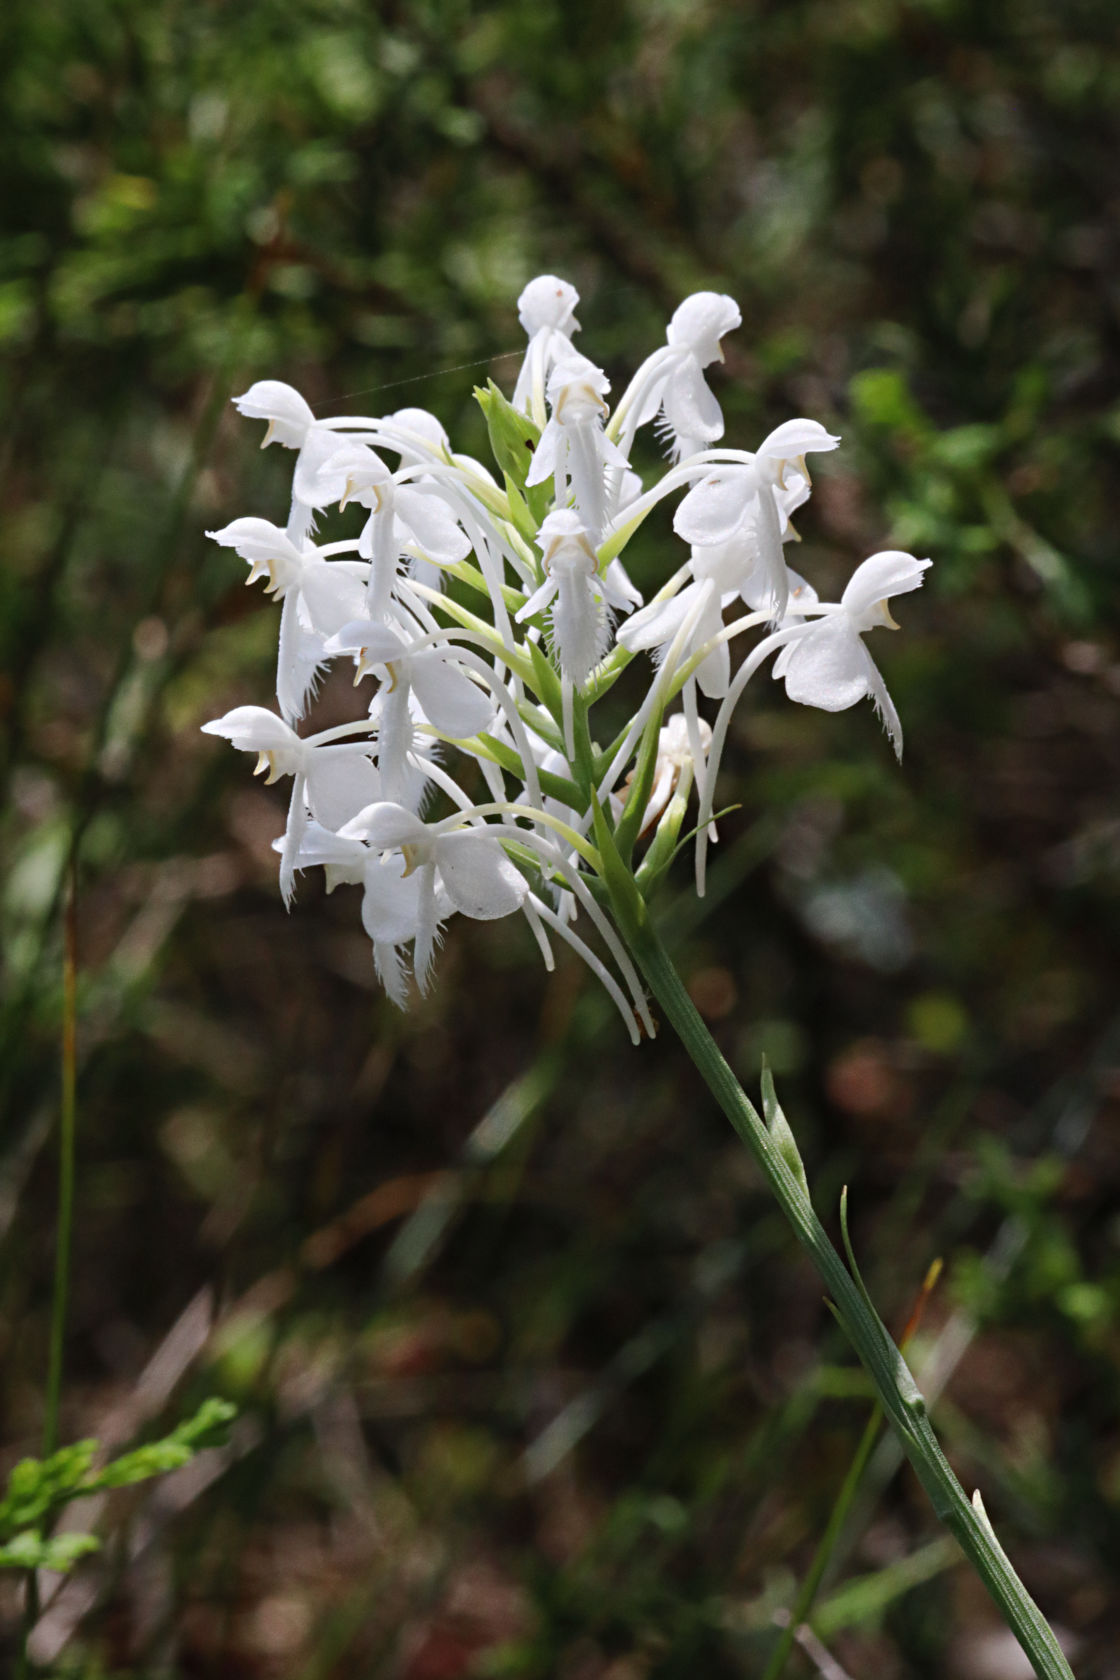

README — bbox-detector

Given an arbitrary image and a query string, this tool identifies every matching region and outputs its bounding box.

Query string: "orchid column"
[202,275,1075,1680]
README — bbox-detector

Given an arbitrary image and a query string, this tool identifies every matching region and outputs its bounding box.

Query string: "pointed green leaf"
[761,1059,810,1202]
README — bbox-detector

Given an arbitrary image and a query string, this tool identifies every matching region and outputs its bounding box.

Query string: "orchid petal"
[397,487,472,564]
[662,360,725,447]
[673,467,757,546]
[307,749,381,831]
[299,560,370,637]
[346,801,427,851]
[517,275,580,336]
[410,654,496,737]
[206,517,303,569]
[201,706,297,752]
[360,854,423,946]
[233,381,315,448]
[840,550,931,624]
[618,591,692,653]
[777,618,874,711]
[435,833,528,920]
[756,418,841,462]
[666,293,742,365]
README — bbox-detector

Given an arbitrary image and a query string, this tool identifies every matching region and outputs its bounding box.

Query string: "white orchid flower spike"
[208,278,929,1029]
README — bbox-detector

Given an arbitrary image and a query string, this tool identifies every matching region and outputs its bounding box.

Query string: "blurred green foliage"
[0,1399,235,1574]
[2,0,1119,1673]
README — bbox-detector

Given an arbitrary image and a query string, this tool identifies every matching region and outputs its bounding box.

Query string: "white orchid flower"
[610,291,742,467]
[207,518,368,721]
[526,353,630,543]
[619,531,818,703]
[232,381,340,545]
[773,550,931,758]
[517,509,634,689]
[233,380,316,450]
[512,274,582,426]
[673,418,838,621]
[347,802,529,991]
[325,618,496,804]
[636,713,712,835]
[315,442,472,618]
[201,706,380,902]
[281,820,428,1007]
[619,572,728,699]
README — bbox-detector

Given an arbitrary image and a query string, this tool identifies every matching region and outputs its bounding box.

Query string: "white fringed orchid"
[672,420,838,622]
[347,801,529,990]
[326,619,496,804]
[206,518,368,721]
[201,706,380,901]
[311,443,472,617]
[205,275,929,1016]
[517,509,635,689]
[611,291,742,466]
[202,287,1075,1680]
[512,274,581,426]
[773,549,931,757]
[233,380,317,450]
[526,353,630,542]
[638,714,712,835]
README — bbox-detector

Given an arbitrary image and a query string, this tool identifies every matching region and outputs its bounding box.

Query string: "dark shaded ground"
[1,0,1119,1673]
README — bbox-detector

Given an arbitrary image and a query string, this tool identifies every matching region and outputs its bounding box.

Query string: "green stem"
[613,907,1074,1680]
[44,859,78,1456]
[21,862,78,1675]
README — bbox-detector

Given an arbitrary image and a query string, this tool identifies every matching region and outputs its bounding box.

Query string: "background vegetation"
[2,0,1119,1673]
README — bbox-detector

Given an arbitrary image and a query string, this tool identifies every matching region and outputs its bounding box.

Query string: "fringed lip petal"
[359,855,424,947]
